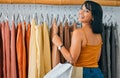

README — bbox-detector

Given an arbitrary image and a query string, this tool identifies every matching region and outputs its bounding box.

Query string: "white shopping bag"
[44,63,72,78]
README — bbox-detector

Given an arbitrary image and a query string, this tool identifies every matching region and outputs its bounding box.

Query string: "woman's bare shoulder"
[72,28,84,40]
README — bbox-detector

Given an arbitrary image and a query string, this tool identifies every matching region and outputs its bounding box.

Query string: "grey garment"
[99,25,108,78]
[110,26,117,78]
[106,27,111,78]
[115,26,120,78]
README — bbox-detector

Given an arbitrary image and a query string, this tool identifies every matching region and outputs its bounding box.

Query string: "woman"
[52,1,104,78]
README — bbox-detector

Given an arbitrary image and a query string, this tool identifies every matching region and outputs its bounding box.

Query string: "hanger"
[50,13,54,26]
[0,13,2,22]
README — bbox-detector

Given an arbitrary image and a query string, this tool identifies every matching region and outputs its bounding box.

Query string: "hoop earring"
[92,18,94,21]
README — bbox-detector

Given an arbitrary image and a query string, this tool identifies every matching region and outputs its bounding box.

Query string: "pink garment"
[11,21,17,78]
[5,20,11,78]
[1,21,7,78]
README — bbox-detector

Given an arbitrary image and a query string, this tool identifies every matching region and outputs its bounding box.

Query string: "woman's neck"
[82,23,91,29]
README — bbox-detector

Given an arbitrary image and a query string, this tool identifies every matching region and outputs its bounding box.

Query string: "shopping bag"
[71,66,83,78]
[44,63,72,78]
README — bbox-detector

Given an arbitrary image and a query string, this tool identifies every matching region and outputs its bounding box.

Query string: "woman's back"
[73,27,102,67]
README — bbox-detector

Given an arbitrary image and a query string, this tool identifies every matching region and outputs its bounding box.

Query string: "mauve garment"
[11,21,17,78]
[1,21,7,78]
[5,20,11,78]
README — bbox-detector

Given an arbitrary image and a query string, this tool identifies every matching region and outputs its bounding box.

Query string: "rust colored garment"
[50,19,60,68]
[23,21,26,78]
[25,22,31,77]
[16,22,23,78]
[58,22,65,63]
[0,23,3,78]
[5,20,11,78]
[63,22,70,50]
[11,21,17,78]
[1,21,7,78]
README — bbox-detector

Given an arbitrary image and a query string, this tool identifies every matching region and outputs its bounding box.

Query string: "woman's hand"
[52,18,62,47]
[52,34,62,47]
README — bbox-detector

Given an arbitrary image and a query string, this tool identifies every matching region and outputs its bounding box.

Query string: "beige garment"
[43,22,51,74]
[28,19,37,78]
[71,66,83,78]
[35,24,45,78]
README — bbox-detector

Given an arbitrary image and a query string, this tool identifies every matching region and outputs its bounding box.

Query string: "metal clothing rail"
[0,4,120,27]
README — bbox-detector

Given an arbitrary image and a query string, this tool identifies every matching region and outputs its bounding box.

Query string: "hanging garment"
[99,24,108,78]
[63,21,70,50]
[43,22,51,73]
[1,21,7,78]
[25,21,31,78]
[22,20,26,78]
[69,22,77,41]
[11,20,17,78]
[5,20,11,78]
[28,19,37,78]
[0,23,3,78]
[51,19,60,68]
[16,22,23,78]
[106,26,111,78]
[110,25,117,78]
[36,24,45,78]
[58,22,65,63]
[116,25,120,78]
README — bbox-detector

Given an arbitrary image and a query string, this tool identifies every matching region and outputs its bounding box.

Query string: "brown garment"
[58,22,65,63]
[16,22,23,78]
[1,21,7,78]
[69,23,77,44]
[25,22,31,77]
[11,21,17,78]
[0,23,3,78]
[5,20,11,78]
[63,22,70,50]
[51,19,60,68]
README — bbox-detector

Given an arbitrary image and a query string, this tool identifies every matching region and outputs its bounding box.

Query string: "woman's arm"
[52,29,82,64]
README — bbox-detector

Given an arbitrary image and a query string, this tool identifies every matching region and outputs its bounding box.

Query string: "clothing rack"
[0,4,120,26]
